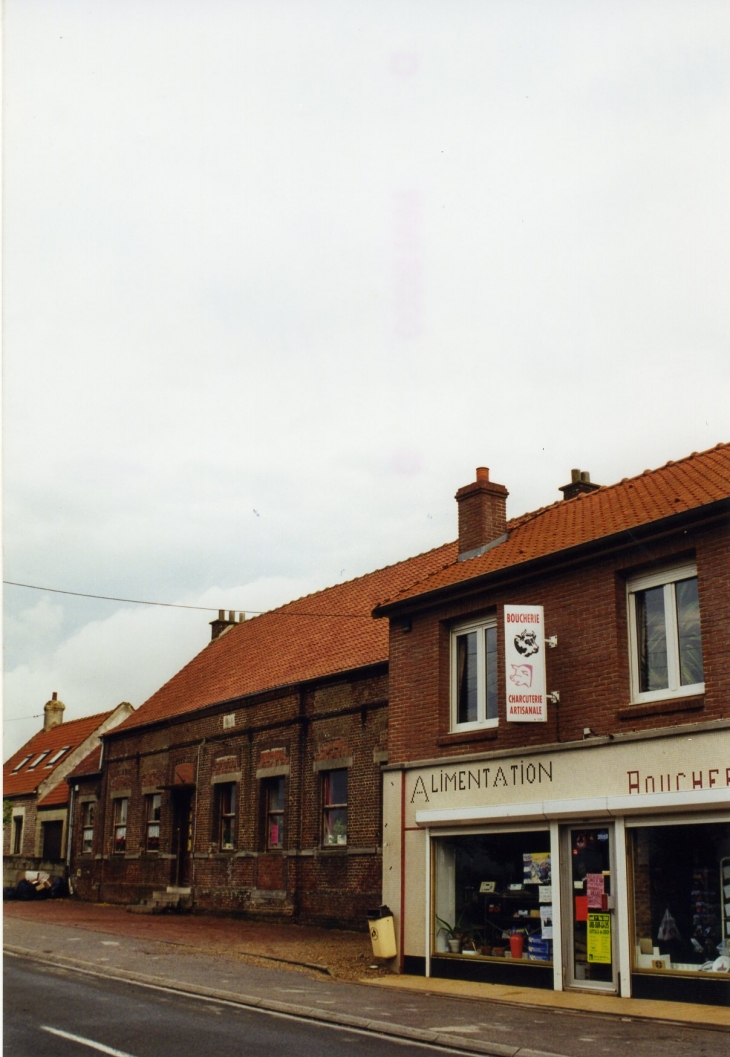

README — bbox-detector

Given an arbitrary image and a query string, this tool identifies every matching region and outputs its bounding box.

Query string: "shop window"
[216,783,236,851]
[322,769,348,846]
[265,776,285,850]
[627,564,704,703]
[145,794,161,852]
[12,815,23,855]
[113,798,128,853]
[432,830,552,962]
[451,618,498,731]
[630,821,730,973]
[81,803,95,853]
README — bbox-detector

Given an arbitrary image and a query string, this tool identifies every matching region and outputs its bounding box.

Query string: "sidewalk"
[4,900,729,1057]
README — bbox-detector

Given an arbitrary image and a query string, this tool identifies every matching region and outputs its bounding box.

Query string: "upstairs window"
[82,803,95,853]
[145,794,161,852]
[12,815,23,855]
[11,755,32,773]
[322,769,348,846]
[113,798,128,853]
[628,564,704,703]
[451,618,498,731]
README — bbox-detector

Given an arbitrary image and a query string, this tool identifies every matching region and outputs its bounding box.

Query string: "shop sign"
[504,605,547,722]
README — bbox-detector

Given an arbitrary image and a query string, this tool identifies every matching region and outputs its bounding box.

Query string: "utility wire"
[3,580,369,618]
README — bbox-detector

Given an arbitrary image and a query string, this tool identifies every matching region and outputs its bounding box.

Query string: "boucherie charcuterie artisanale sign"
[504,605,547,722]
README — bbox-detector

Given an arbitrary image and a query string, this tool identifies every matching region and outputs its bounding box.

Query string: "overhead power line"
[2,580,369,619]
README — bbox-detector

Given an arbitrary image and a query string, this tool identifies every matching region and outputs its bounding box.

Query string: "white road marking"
[101,941,120,946]
[42,1026,139,1057]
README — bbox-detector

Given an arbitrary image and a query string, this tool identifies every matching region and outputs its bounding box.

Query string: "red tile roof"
[37,783,70,808]
[115,542,457,733]
[3,711,114,797]
[376,442,730,611]
[66,745,103,780]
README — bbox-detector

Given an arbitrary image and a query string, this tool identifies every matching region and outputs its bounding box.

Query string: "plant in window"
[323,769,348,845]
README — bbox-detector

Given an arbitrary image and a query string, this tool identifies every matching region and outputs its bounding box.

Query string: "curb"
[5,944,568,1057]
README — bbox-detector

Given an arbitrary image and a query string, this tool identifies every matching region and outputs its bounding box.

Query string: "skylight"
[11,755,32,773]
[45,746,71,767]
[28,751,51,770]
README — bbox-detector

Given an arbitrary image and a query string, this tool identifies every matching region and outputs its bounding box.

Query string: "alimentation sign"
[505,605,547,722]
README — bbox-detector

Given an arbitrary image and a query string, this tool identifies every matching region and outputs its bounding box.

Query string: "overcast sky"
[4,1,729,758]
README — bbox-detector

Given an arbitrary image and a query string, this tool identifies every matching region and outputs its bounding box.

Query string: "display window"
[432,830,553,963]
[630,821,730,974]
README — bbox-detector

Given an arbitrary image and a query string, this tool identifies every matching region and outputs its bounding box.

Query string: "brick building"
[3,696,133,887]
[374,444,730,1007]
[66,544,453,927]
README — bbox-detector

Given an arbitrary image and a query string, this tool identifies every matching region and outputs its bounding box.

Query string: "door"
[563,824,618,992]
[171,790,193,887]
[42,820,64,861]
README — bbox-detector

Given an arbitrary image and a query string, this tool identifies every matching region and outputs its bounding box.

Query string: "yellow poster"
[587,912,612,964]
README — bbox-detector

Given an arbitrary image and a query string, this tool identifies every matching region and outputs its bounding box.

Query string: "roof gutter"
[373,498,730,619]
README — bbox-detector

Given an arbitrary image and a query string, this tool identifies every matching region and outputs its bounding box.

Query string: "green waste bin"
[367,905,397,959]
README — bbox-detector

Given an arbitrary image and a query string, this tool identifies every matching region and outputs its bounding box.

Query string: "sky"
[3,0,729,758]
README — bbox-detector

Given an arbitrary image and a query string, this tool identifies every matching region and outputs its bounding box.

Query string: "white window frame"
[450,616,499,732]
[81,802,95,854]
[627,562,704,704]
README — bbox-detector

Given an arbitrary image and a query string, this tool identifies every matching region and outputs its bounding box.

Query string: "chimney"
[43,691,65,732]
[559,469,601,501]
[209,609,245,641]
[455,467,509,559]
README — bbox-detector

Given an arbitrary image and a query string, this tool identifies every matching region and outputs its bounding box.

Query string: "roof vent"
[559,469,601,501]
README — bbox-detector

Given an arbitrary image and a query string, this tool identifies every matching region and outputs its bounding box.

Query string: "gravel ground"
[3,899,390,982]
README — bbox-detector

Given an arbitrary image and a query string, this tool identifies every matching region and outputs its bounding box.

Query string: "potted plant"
[333,818,347,845]
[435,911,478,954]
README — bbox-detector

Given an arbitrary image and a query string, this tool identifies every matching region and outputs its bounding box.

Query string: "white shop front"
[382,723,730,1006]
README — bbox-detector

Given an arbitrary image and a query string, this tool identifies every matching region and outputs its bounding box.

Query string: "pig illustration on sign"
[510,664,533,687]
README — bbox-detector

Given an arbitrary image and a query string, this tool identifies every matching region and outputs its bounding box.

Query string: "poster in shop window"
[587,912,612,963]
[504,605,547,722]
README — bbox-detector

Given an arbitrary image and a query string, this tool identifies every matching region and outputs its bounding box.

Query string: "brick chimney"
[209,610,245,641]
[455,467,509,559]
[559,469,601,501]
[43,691,65,732]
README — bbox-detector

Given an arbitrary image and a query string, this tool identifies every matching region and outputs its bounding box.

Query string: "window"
[145,794,161,852]
[11,755,32,773]
[12,815,23,855]
[81,803,95,853]
[113,798,128,853]
[432,830,552,962]
[45,746,71,767]
[628,565,704,703]
[451,618,498,730]
[265,777,285,850]
[28,751,51,770]
[216,784,236,850]
[630,822,729,973]
[322,769,348,846]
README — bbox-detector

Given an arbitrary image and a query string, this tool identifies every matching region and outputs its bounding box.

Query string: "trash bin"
[367,905,397,959]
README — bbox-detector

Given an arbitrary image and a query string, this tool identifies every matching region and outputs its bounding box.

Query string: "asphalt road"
[5,956,463,1057]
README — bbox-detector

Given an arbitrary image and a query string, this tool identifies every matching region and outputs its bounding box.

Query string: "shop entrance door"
[563,824,618,992]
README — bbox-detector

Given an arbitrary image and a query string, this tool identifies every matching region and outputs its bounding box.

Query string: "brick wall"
[388,519,729,764]
[69,667,388,927]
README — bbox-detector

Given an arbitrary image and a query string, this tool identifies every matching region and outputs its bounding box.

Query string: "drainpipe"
[191,739,205,890]
[66,783,76,894]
